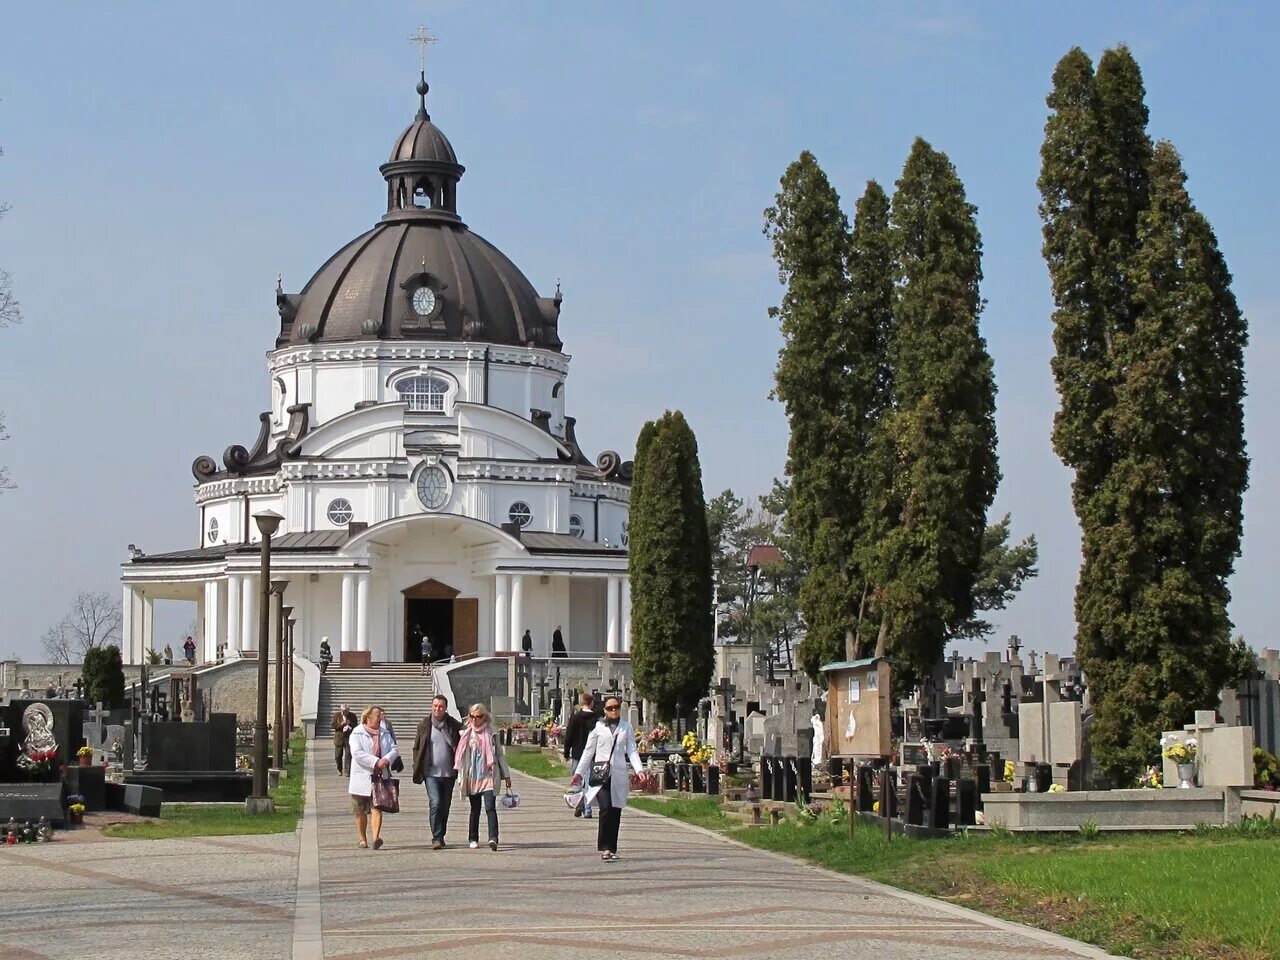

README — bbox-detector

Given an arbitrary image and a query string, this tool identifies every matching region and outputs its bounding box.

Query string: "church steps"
[317,665,436,736]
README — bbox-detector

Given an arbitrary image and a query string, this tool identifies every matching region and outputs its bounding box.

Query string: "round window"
[508,502,532,528]
[416,465,450,510]
[568,514,584,539]
[207,518,219,543]
[327,498,354,525]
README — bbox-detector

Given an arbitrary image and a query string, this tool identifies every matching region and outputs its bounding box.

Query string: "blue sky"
[1,2,1276,663]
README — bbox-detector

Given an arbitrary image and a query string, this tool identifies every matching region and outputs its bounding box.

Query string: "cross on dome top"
[408,25,439,120]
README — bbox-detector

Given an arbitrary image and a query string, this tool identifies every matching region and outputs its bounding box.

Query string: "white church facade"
[121,72,634,666]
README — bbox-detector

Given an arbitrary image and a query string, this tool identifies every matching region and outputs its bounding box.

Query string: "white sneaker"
[469,840,478,849]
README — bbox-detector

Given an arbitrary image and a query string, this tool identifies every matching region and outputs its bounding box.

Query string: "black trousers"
[595,783,622,853]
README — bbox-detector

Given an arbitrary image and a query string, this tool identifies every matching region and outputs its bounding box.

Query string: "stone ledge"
[982,787,1236,831]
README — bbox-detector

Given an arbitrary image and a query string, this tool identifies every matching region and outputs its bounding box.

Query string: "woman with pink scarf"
[453,702,511,850]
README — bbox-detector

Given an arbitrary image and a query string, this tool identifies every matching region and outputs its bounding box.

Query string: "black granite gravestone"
[146,713,236,772]
[65,765,106,811]
[956,779,977,826]
[0,783,65,826]
[928,776,951,830]
[905,773,927,826]
[3,699,86,777]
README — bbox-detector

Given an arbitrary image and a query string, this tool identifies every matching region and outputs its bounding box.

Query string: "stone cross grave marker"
[83,702,109,762]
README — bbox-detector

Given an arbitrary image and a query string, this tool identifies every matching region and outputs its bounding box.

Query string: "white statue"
[810,712,826,765]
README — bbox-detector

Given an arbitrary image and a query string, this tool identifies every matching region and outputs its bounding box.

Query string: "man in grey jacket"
[412,695,462,849]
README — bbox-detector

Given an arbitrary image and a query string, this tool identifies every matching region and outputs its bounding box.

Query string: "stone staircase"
[316,664,435,737]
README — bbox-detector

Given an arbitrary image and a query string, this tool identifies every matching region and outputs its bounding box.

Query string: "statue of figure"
[810,712,826,765]
[21,703,57,756]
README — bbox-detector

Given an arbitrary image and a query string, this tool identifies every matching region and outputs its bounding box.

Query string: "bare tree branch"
[41,592,123,664]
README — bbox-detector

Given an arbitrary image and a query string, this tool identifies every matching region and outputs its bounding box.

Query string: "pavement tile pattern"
[0,743,1111,960]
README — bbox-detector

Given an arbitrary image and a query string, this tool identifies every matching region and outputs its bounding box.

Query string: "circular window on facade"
[621,520,629,547]
[508,501,532,528]
[569,514,584,538]
[416,465,450,510]
[207,518,219,543]
[327,498,354,525]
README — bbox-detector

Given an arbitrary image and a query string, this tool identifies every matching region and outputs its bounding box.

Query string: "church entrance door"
[405,598,453,663]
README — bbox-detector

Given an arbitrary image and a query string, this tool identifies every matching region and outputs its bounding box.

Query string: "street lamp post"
[248,510,283,813]
[285,617,296,736]
[274,588,290,770]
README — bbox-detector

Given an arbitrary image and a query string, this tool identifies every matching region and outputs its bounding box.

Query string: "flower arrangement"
[1137,766,1162,789]
[510,721,529,730]
[76,745,95,758]
[17,749,59,780]
[1160,737,1197,765]
[679,732,715,764]
[1003,760,1015,784]
[1048,783,1066,793]
[68,802,86,815]
[642,724,672,749]
[533,711,555,730]
[548,725,565,739]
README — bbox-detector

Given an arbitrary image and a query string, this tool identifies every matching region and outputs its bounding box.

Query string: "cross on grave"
[72,678,84,701]
[535,675,550,712]
[1006,634,1023,663]
[87,702,109,757]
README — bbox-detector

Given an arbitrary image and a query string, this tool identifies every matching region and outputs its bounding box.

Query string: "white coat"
[348,724,400,798]
[573,718,644,808]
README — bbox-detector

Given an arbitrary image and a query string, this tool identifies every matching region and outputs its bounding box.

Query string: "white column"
[494,574,510,653]
[509,574,524,654]
[142,594,155,662]
[122,585,138,664]
[356,573,370,654]
[225,574,242,657]
[202,580,221,664]
[241,574,258,653]
[620,577,632,654]
[606,575,621,654]
[340,572,356,652]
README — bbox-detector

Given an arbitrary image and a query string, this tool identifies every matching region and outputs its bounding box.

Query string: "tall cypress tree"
[1041,46,1247,778]
[865,138,999,681]
[1086,142,1249,773]
[629,411,714,719]
[765,155,895,676]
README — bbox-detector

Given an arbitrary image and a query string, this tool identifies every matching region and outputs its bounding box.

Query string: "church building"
[120,72,634,666]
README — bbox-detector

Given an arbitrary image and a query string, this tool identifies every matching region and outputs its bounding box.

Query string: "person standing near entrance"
[183,636,197,665]
[563,692,598,818]
[552,625,567,657]
[319,637,333,674]
[412,694,461,848]
[162,643,173,666]
[571,696,646,861]
[521,629,533,656]
[420,633,433,675]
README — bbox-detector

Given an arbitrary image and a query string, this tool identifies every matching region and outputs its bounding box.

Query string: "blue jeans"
[467,789,498,843]
[425,776,455,842]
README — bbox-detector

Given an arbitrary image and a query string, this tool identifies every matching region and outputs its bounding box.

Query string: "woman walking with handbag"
[570,695,646,861]
[453,703,511,850]
[349,705,400,849]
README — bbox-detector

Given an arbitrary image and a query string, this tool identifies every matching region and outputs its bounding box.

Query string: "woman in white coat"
[348,705,400,849]
[570,695,645,860]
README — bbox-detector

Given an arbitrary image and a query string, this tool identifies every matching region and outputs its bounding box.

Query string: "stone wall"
[201,660,304,727]
[2,660,146,695]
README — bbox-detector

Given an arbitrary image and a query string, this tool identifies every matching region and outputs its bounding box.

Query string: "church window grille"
[396,375,449,412]
[326,498,354,525]
[568,514,584,538]
[620,520,629,547]
[508,502,532,528]
[416,465,450,511]
[208,518,219,543]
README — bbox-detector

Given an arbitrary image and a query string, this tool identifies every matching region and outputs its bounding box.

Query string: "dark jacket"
[411,713,463,784]
[563,707,598,761]
[331,709,357,748]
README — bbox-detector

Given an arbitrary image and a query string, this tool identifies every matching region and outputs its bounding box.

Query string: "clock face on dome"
[412,285,437,316]
[416,465,449,510]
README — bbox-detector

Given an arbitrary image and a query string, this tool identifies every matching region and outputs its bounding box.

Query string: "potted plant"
[76,745,95,767]
[1160,737,1198,788]
[67,795,85,826]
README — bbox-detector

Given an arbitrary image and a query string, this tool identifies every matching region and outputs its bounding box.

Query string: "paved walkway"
[0,745,1113,959]
[306,743,1112,960]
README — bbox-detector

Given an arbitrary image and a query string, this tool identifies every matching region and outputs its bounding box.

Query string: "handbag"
[588,729,620,787]
[372,772,400,813]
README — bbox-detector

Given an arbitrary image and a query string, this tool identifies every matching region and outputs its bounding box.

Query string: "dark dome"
[389,117,458,165]
[279,220,561,350]
[274,75,562,352]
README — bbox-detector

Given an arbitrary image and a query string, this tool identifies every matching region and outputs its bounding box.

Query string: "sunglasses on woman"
[469,714,484,720]
[604,704,621,711]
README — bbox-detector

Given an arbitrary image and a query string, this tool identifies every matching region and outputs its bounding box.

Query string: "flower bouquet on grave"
[67,794,86,826]
[17,749,59,782]
[76,745,95,766]
[1160,737,1197,766]
[1137,766,1162,789]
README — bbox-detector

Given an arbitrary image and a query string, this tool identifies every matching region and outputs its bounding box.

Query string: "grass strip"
[104,731,308,839]
[632,795,1280,960]
[504,745,571,781]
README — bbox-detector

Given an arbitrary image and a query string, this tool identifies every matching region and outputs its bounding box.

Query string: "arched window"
[395,375,450,412]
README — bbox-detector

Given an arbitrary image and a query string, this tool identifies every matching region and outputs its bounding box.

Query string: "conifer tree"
[628,411,714,719]
[765,156,894,674]
[864,138,999,681]
[1041,46,1247,778]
